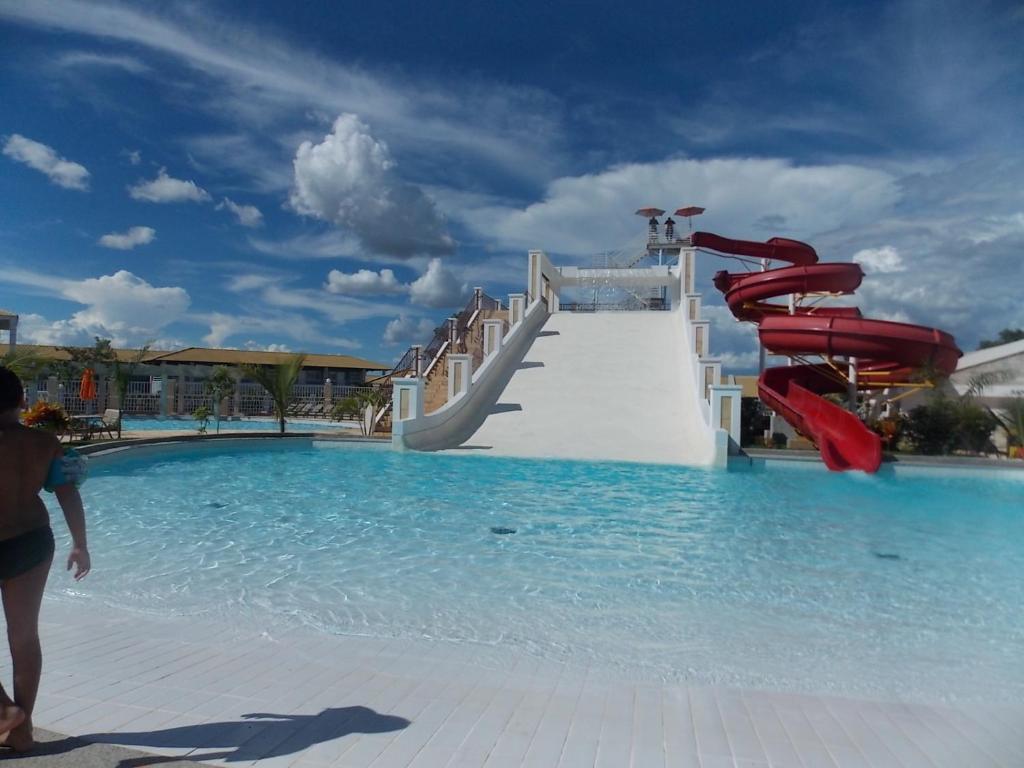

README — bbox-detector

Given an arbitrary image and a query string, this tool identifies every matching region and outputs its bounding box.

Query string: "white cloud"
[3,269,190,346]
[289,114,454,258]
[852,245,905,273]
[2,134,90,190]
[128,167,211,203]
[408,258,466,308]
[196,310,358,350]
[217,197,263,227]
[456,157,900,257]
[383,315,436,346]
[325,268,404,296]
[124,149,142,165]
[55,51,149,74]
[227,274,278,292]
[244,340,290,352]
[17,313,95,346]
[247,230,363,261]
[98,226,156,250]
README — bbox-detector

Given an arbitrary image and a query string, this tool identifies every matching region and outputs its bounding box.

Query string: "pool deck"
[5,599,1021,768]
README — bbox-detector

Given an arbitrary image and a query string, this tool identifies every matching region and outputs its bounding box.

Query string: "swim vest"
[44,449,88,492]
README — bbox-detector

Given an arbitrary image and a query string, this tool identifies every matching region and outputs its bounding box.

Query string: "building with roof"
[949,338,1024,408]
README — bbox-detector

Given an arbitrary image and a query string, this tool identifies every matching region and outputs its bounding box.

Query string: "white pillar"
[685,294,702,322]
[682,248,697,294]
[392,377,423,422]
[508,294,526,326]
[700,359,723,402]
[446,354,472,401]
[528,251,541,304]
[46,376,58,404]
[482,319,504,357]
[412,344,423,377]
[324,378,333,413]
[710,384,743,450]
[159,376,169,418]
[848,357,858,412]
[691,320,711,358]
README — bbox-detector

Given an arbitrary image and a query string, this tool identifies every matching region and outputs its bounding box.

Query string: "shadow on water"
[11,707,409,767]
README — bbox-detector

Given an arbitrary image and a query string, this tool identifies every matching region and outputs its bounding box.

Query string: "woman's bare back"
[0,424,57,540]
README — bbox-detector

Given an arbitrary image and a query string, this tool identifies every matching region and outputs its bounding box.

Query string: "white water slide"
[448,311,716,464]
[392,249,739,466]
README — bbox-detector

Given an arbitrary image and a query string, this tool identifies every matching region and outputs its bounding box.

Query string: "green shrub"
[740,398,770,447]
[905,400,959,454]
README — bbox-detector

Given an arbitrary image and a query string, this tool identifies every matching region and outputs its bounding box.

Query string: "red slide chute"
[692,232,962,472]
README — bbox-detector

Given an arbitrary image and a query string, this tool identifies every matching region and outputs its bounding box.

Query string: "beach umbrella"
[635,207,665,218]
[79,368,97,401]
[674,206,705,231]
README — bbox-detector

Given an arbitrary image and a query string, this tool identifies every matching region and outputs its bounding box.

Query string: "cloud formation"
[852,245,904,274]
[98,225,156,250]
[289,114,455,258]
[457,157,899,257]
[408,258,466,308]
[325,268,404,295]
[217,197,263,227]
[7,268,190,346]
[383,315,436,346]
[129,168,211,203]
[2,134,90,190]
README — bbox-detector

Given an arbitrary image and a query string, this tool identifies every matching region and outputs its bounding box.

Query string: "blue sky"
[1,0,1022,369]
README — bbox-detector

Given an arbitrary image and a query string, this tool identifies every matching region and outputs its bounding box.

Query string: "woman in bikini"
[0,366,90,751]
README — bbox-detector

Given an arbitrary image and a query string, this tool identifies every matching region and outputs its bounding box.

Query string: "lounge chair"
[89,409,121,439]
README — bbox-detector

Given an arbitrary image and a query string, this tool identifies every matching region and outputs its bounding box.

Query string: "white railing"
[237,382,272,416]
[123,380,160,414]
[180,381,208,414]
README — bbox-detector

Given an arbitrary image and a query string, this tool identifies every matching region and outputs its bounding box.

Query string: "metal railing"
[560,297,669,312]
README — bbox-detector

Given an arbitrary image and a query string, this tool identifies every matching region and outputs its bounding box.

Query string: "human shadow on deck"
[32,707,409,766]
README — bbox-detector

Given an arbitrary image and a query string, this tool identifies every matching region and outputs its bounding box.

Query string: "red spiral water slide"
[690,232,962,472]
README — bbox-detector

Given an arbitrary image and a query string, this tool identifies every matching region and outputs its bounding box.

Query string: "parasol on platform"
[635,207,666,218]
[674,206,705,232]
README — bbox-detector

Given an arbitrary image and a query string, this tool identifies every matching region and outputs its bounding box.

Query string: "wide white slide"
[450,311,715,465]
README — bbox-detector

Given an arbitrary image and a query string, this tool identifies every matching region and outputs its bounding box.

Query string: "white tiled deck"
[6,600,1022,767]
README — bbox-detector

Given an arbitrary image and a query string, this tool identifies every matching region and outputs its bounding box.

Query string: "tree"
[241,354,307,434]
[206,366,237,435]
[1,348,46,381]
[978,328,1024,350]
[110,343,151,439]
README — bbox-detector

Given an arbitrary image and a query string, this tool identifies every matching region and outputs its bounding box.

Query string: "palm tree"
[242,354,307,434]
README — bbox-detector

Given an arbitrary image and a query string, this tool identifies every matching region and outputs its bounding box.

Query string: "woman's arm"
[54,484,90,580]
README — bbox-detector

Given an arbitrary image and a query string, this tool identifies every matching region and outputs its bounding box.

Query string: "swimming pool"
[48,442,1023,703]
[121,417,356,432]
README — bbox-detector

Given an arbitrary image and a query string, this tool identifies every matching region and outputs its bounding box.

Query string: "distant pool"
[52,442,1024,704]
[121,417,356,432]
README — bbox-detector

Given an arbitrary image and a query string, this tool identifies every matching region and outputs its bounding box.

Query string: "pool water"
[49,443,1024,703]
[122,417,355,432]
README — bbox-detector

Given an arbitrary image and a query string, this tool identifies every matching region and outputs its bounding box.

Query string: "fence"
[29,377,388,419]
